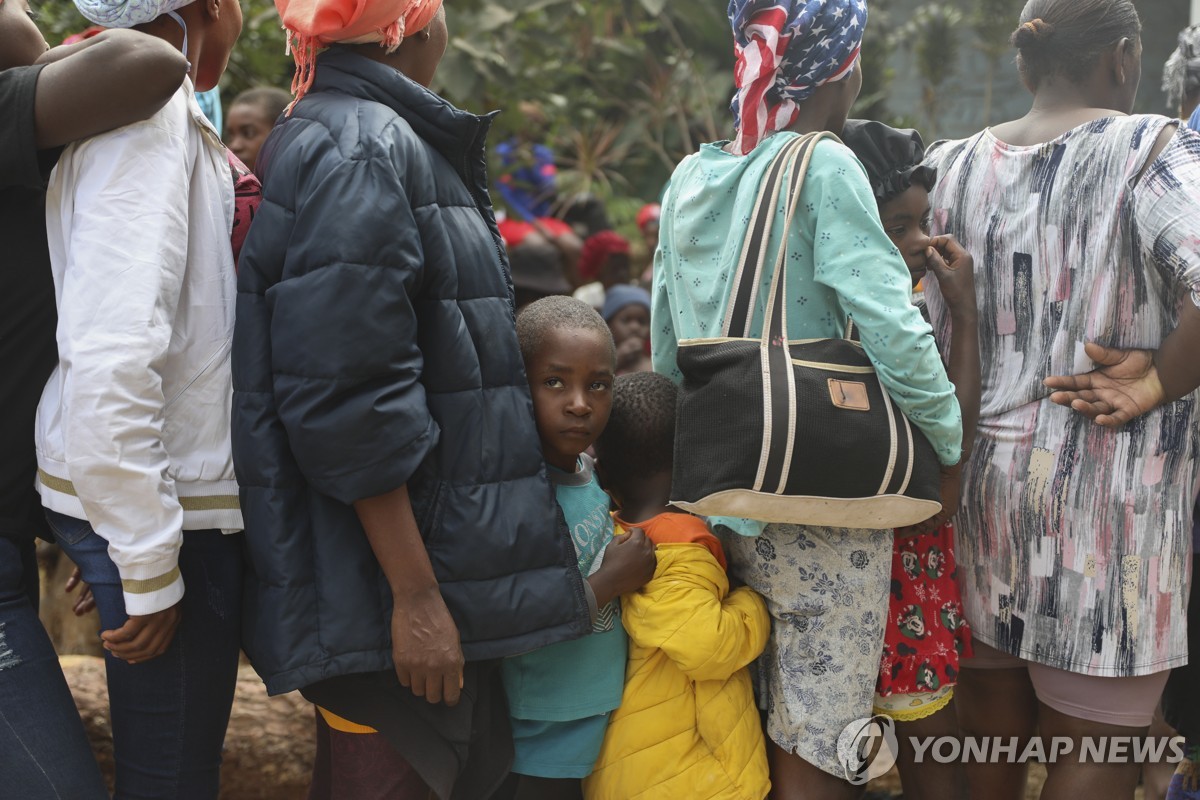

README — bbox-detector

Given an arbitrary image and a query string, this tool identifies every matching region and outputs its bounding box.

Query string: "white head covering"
[74,0,194,28]
[1163,25,1200,113]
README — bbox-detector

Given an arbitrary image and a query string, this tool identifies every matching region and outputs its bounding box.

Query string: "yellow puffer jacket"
[583,540,771,800]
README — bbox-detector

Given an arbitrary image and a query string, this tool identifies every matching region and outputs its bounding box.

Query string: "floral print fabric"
[724,524,892,778]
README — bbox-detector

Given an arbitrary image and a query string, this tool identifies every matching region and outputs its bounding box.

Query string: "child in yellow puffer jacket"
[586,372,771,800]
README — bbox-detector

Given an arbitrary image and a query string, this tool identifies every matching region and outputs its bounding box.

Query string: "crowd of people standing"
[3,0,1200,799]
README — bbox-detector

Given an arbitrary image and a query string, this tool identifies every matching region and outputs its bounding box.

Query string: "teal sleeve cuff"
[708,516,766,538]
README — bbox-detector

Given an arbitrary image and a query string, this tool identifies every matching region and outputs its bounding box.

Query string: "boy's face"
[880,184,932,288]
[526,326,614,473]
[224,102,272,171]
[607,303,649,348]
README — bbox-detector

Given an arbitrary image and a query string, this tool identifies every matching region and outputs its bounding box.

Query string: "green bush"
[32,0,951,233]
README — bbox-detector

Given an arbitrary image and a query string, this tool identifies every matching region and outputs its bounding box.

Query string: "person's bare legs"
[1038,702,1147,800]
[1143,709,1179,800]
[767,740,864,800]
[894,700,969,800]
[955,666,1038,800]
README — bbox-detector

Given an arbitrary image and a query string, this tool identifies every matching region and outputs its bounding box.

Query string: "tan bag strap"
[723,132,845,340]
[721,134,810,337]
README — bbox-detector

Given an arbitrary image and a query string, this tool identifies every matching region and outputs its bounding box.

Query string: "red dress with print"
[226,150,261,271]
[877,521,973,696]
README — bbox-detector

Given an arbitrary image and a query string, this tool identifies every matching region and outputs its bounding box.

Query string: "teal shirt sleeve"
[709,516,766,538]
[653,175,765,538]
[810,143,962,466]
[651,180,682,383]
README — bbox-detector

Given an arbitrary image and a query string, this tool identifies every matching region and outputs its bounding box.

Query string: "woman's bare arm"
[354,484,464,706]
[927,235,980,454]
[34,29,187,149]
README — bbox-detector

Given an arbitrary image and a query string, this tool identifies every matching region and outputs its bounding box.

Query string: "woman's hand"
[65,566,96,616]
[353,485,465,706]
[926,235,976,320]
[898,463,961,538]
[100,603,181,664]
[1043,342,1165,427]
[587,528,657,608]
[390,587,465,707]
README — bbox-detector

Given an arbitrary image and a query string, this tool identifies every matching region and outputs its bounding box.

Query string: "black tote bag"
[670,132,943,529]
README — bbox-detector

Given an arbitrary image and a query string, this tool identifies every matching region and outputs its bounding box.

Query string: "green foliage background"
[31,0,1027,231]
[436,0,734,225]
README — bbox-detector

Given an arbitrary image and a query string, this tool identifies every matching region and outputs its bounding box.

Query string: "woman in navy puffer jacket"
[231,5,590,797]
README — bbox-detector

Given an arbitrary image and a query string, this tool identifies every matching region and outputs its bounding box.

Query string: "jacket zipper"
[464,134,517,322]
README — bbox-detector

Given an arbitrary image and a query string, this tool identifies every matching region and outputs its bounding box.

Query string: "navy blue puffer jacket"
[232,48,590,695]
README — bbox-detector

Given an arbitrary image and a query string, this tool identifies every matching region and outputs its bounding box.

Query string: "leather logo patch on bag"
[828,379,870,411]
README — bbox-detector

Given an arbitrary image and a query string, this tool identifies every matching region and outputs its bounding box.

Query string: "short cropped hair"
[595,372,678,489]
[516,295,615,365]
[229,87,292,121]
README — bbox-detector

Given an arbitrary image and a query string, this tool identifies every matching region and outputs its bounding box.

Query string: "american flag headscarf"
[729,0,867,155]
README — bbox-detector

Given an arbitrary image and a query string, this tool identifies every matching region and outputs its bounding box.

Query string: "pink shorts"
[963,640,1169,728]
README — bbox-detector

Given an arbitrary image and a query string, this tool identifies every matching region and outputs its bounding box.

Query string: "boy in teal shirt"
[505,296,656,795]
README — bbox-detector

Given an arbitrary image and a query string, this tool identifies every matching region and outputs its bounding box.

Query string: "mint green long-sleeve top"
[651,133,962,537]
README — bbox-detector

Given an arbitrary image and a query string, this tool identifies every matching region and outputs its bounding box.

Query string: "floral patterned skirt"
[877,521,973,700]
[724,524,892,778]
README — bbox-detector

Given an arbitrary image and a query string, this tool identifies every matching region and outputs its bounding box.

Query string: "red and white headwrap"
[276,0,444,109]
[728,0,867,155]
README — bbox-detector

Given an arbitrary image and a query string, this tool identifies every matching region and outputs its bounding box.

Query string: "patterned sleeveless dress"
[925,116,1200,678]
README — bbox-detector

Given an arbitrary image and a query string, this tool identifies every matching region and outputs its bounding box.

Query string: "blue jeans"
[0,535,108,798]
[46,510,243,800]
